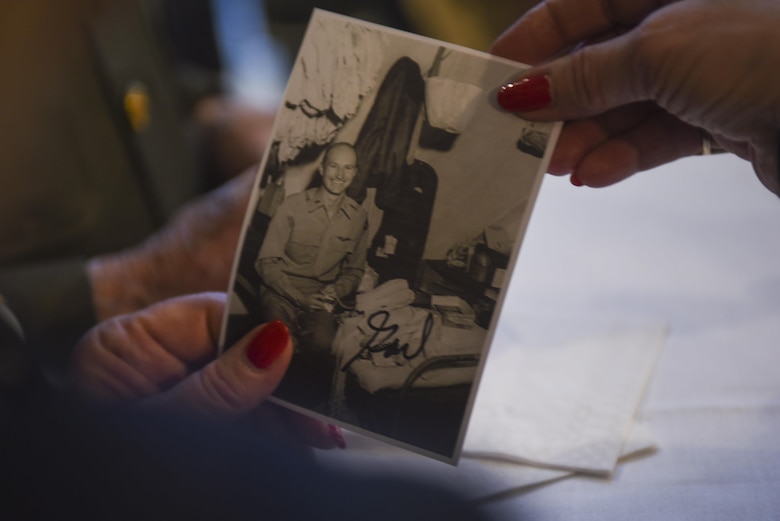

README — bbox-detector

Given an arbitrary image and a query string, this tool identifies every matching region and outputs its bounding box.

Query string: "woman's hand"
[72,292,343,449]
[87,169,254,321]
[193,95,276,182]
[491,0,780,195]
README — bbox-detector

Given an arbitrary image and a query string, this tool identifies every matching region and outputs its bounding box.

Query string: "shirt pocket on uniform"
[286,229,321,264]
[328,235,356,256]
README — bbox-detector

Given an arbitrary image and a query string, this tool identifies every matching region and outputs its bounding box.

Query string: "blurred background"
[214,0,542,111]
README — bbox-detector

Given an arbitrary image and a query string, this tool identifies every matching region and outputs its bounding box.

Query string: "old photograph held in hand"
[220,10,560,464]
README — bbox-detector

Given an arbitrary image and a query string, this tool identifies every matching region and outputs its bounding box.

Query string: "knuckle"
[196,362,254,415]
[628,22,672,99]
[566,46,608,112]
[73,318,122,371]
[629,26,656,91]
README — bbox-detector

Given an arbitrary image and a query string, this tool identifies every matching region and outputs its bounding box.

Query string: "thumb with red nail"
[492,0,780,195]
[71,292,342,449]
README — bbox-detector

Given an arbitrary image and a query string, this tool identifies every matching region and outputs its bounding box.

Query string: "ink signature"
[341,309,434,371]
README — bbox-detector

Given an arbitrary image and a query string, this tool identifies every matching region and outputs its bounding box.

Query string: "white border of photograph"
[220,9,561,464]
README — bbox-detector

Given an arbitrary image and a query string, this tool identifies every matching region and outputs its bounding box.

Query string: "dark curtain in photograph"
[349,57,425,209]
[368,159,437,286]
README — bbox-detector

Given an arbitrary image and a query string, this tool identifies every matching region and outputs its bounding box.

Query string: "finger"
[549,103,699,176]
[490,0,677,64]
[548,102,655,175]
[243,404,343,451]
[572,109,702,187]
[149,320,292,420]
[497,27,659,121]
[240,404,314,457]
[73,337,168,401]
[135,169,254,306]
[73,293,226,400]
[278,409,345,450]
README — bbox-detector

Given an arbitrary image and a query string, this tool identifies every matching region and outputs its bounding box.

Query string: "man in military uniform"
[256,143,368,367]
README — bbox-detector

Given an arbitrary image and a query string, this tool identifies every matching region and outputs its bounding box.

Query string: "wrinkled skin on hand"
[71,292,339,450]
[87,95,277,322]
[492,0,780,195]
[193,95,276,182]
[88,169,254,321]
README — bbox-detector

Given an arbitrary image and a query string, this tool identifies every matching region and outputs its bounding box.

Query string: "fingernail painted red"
[570,173,583,187]
[497,76,552,112]
[246,320,289,369]
[328,424,346,449]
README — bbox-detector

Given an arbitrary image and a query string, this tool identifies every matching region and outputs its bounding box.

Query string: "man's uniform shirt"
[256,188,368,306]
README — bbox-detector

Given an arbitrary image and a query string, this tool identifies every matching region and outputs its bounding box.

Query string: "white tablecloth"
[482,154,780,520]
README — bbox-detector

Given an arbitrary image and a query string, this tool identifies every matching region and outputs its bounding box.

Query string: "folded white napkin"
[463,323,667,475]
[318,322,665,498]
[319,419,657,501]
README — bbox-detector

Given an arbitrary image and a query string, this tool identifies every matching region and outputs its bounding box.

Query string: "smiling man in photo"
[255,142,368,398]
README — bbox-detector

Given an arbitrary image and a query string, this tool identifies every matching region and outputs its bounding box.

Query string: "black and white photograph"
[221,9,560,463]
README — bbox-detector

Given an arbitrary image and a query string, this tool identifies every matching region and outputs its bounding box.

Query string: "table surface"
[481,154,780,520]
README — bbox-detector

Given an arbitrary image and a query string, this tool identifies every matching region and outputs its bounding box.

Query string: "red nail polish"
[328,424,346,449]
[246,320,289,369]
[497,76,552,112]
[570,173,583,186]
